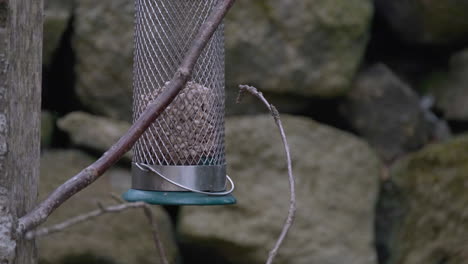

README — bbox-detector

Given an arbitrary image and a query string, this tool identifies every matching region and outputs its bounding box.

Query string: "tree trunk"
[0,0,43,263]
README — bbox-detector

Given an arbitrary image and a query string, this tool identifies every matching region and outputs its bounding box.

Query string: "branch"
[237,85,297,264]
[142,205,170,264]
[17,0,236,235]
[25,202,145,239]
[26,202,169,264]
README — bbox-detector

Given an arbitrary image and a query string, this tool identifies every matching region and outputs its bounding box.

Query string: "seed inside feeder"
[141,81,216,165]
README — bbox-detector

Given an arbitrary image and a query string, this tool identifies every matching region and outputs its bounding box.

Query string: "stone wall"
[39,0,468,263]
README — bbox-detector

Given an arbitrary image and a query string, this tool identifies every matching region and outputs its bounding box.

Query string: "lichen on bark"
[0,187,16,263]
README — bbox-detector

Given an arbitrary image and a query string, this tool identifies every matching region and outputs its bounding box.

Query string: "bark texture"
[0,0,43,263]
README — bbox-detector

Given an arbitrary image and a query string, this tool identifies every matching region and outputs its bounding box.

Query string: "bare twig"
[142,206,170,264]
[238,85,297,264]
[25,202,170,264]
[25,202,145,239]
[17,0,236,235]
[110,192,125,204]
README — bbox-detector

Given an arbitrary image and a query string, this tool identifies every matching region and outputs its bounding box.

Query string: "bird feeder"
[123,0,236,205]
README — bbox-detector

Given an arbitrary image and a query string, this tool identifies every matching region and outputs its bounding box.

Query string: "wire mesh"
[132,0,225,166]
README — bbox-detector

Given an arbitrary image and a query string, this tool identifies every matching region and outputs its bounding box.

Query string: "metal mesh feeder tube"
[123,0,236,205]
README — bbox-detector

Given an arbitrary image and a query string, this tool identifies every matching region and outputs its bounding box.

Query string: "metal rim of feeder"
[123,0,236,205]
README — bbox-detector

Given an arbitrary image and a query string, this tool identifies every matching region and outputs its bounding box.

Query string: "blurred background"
[39,0,468,263]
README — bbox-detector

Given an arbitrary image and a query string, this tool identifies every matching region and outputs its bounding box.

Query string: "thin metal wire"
[135,163,235,196]
[132,0,226,166]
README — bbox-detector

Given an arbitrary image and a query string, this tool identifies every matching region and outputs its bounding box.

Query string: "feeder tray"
[123,190,236,206]
[123,0,236,205]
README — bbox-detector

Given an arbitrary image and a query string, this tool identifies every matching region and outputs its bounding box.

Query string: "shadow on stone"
[40,253,116,264]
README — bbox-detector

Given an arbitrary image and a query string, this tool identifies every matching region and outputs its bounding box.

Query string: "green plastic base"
[122,189,237,206]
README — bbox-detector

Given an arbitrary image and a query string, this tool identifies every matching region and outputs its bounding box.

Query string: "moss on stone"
[225,0,373,98]
[385,134,468,264]
[179,115,381,264]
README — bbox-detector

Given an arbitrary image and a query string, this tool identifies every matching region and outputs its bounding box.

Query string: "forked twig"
[237,85,297,264]
[26,201,170,264]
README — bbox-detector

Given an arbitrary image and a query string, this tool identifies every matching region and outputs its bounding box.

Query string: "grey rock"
[424,49,468,121]
[375,0,468,45]
[38,149,179,264]
[341,64,433,161]
[73,0,134,120]
[379,134,468,264]
[44,0,73,66]
[41,111,56,148]
[179,115,380,264]
[73,0,372,121]
[57,112,132,161]
[418,95,452,141]
[226,0,373,98]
